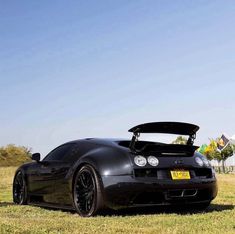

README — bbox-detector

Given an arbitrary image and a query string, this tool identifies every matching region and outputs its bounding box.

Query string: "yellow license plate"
[170,170,190,180]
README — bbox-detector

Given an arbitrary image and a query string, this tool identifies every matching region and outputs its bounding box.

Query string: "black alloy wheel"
[73,165,104,217]
[13,170,27,205]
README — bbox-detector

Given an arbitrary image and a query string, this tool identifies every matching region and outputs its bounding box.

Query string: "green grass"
[0,167,235,234]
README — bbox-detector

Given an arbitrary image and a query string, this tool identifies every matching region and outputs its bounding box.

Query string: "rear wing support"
[129,129,197,152]
[129,129,140,151]
[187,134,196,146]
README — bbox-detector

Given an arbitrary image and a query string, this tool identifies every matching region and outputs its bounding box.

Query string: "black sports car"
[13,122,218,217]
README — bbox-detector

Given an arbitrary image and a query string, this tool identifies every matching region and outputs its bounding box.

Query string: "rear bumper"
[101,175,218,209]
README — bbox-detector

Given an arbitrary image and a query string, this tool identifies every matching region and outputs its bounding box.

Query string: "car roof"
[66,138,127,146]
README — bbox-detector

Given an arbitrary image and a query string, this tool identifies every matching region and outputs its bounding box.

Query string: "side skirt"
[29,201,75,211]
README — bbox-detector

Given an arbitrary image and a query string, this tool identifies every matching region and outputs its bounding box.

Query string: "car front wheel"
[13,170,28,205]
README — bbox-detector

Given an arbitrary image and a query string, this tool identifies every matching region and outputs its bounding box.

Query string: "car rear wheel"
[73,165,104,217]
[13,170,28,205]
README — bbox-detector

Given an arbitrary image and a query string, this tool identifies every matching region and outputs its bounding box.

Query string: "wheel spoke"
[85,198,88,211]
[15,177,21,186]
[80,174,87,188]
[19,177,23,186]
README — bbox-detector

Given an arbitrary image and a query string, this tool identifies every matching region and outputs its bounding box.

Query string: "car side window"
[63,145,80,163]
[43,144,74,161]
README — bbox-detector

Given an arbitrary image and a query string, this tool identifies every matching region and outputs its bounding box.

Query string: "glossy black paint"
[129,122,199,135]
[31,153,40,162]
[14,125,218,212]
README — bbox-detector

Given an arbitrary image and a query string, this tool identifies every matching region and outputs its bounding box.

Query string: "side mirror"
[31,153,41,162]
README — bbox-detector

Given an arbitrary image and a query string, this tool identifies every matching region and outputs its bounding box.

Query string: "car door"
[28,144,74,204]
[52,144,81,205]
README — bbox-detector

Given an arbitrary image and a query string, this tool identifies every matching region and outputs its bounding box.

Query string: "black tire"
[13,170,28,205]
[73,165,104,217]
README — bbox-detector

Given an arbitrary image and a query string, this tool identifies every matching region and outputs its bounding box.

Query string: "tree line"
[1,137,234,171]
[0,144,32,166]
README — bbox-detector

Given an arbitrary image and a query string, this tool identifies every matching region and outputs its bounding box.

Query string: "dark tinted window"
[43,144,74,161]
[63,145,80,163]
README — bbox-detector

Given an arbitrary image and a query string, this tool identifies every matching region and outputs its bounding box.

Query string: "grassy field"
[0,167,234,234]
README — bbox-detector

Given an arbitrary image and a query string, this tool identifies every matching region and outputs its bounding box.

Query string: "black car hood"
[128,122,199,135]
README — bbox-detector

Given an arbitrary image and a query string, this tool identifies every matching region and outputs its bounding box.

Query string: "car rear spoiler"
[128,122,199,151]
[128,122,199,135]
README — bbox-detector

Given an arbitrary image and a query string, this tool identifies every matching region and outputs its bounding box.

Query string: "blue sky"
[1,1,235,155]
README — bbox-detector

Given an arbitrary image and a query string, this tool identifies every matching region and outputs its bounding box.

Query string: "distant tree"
[0,144,32,166]
[215,144,234,173]
[204,139,218,161]
[203,139,234,173]
[231,144,235,153]
[172,136,187,145]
